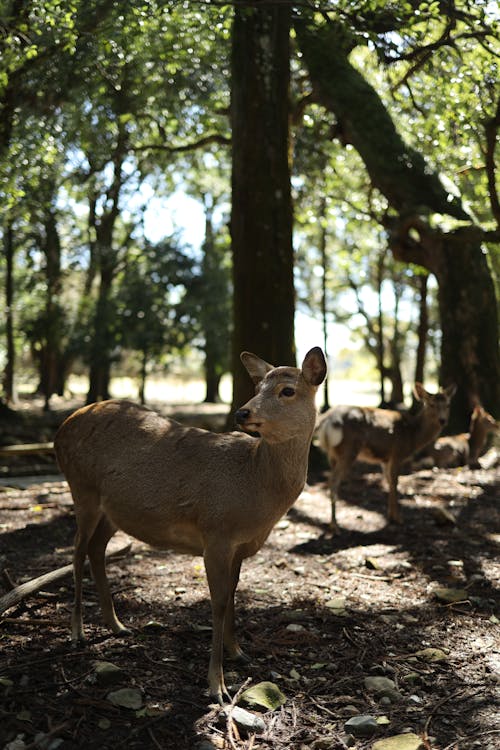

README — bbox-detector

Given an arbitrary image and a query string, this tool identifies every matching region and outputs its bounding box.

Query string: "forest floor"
[0,401,499,750]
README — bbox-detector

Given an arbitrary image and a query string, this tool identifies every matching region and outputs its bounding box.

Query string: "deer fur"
[54,347,326,704]
[317,382,456,531]
[426,405,498,469]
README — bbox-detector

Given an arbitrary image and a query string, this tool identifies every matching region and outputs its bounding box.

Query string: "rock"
[431,507,456,525]
[239,681,286,711]
[432,587,468,603]
[224,706,266,734]
[286,623,306,632]
[340,734,356,747]
[372,732,424,750]
[107,687,143,710]
[92,660,125,686]
[364,676,401,701]
[325,596,347,616]
[344,704,359,716]
[414,648,448,663]
[401,673,420,685]
[344,715,379,737]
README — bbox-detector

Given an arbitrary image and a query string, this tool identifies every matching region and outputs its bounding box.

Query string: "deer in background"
[317,382,456,532]
[425,405,498,469]
[54,347,326,704]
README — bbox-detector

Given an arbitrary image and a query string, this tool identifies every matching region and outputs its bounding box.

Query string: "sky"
[143,189,354,363]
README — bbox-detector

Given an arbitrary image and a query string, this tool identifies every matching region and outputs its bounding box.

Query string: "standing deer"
[427,405,498,469]
[317,382,456,532]
[54,347,326,704]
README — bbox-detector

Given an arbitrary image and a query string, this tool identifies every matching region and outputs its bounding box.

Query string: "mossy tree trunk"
[295,17,499,429]
[230,2,295,413]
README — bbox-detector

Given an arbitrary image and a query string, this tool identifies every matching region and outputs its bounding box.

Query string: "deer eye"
[280,387,295,398]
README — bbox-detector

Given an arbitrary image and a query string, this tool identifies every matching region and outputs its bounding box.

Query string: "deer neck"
[254,430,313,507]
[412,409,442,452]
[468,423,485,460]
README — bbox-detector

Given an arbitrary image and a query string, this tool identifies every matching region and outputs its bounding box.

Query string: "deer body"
[317,383,456,531]
[54,347,326,704]
[428,405,498,469]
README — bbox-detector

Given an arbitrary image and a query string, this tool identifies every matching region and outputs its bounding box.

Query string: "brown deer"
[427,405,498,469]
[317,382,456,532]
[54,347,326,704]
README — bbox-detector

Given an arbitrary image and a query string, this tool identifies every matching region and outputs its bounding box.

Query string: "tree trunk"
[230,2,295,413]
[87,264,114,404]
[390,223,500,430]
[3,219,17,404]
[414,273,429,386]
[295,16,500,429]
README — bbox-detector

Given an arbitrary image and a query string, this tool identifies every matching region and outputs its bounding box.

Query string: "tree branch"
[132,133,230,155]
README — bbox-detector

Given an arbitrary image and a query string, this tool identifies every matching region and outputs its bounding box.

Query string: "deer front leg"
[204,545,235,704]
[385,460,402,523]
[328,449,357,533]
[223,557,249,662]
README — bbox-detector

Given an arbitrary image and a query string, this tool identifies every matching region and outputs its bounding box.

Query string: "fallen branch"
[0,442,55,456]
[0,542,132,616]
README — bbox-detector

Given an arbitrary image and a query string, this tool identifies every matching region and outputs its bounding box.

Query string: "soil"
[0,402,499,750]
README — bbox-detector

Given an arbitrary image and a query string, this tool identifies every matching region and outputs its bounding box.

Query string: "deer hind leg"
[204,544,236,704]
[87,514,129,636]
[71,492,102,643]
[385,460,402,523]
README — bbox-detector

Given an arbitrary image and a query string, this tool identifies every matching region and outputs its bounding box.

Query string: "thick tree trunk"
[390,223,500,430]
[295,16,499,429]
[414,273,429,386]
[230,2,295,412]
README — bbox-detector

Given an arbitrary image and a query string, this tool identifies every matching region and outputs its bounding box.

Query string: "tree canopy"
[0,0,498,426]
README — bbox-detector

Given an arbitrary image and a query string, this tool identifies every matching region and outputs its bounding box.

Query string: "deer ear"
[302,347,327,387]
[240,352,274,385]
[444,383,457,399]
[413,382,428,401]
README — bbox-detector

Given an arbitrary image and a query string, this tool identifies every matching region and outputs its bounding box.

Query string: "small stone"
[401,673,420,684]
[107,687,143,710]
[408,695,422,704]
[93,661,125,686]
[364,676,401,701]
[286,623,305,632]
[344,715,379,738]
[340,735,356,748]
[224,706,266,734]
[344,704,359,716]
[414,648,448,663]
[380,696,392,706]
[372,733,424,750]
[432,587,468,603]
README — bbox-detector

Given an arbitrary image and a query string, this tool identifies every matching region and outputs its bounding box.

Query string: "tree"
[116,239,195,403]
[295,9,499,429]
[230,1,295,411]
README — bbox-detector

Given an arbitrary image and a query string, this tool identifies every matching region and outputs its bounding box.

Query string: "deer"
[316,382,456,532]
[425,405,498,469]
[54,347,327,705]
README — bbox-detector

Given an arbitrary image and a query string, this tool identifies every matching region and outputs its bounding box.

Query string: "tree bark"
[295,16,499,430]
[3,219,17,404]
[390,222,500,430]
[230,2,295,413]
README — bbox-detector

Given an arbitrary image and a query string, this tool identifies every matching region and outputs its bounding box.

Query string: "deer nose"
[235,409,251,425]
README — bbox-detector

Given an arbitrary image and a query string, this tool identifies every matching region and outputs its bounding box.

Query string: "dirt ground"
[0,404,499,750]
